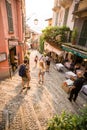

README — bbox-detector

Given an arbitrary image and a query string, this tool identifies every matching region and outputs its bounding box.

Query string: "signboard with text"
[9,41,18,46]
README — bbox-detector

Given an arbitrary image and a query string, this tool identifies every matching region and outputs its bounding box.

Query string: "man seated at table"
[68,71,85,102]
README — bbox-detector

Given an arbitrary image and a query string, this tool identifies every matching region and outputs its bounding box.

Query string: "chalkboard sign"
[0,53,7,62]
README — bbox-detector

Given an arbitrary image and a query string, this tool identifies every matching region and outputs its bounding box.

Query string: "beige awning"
[44,42,63,56]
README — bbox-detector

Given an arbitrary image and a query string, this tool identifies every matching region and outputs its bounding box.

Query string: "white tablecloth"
[65,71,77,79]
[64,79,74,86]
[81,85,87,95]
[56,63,64,71]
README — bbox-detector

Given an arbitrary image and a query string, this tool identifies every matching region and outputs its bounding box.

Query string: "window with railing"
[5,0,14,33]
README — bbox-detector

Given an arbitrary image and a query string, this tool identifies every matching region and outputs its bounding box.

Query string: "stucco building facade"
[52,0,87,60]
[0,0,26,79]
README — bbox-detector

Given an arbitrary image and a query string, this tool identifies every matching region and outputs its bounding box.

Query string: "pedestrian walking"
[38,61,45,84]
[68,71,85,102]
[39,55,45,62]
[45,56,51,72]
[19,59,31,91]
[34,55,38,67]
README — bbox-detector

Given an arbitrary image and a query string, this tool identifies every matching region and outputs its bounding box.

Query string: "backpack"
[19,64,26,77]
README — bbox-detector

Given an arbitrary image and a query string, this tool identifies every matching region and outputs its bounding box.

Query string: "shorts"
[39,71,45,76]
[22,77,29,82]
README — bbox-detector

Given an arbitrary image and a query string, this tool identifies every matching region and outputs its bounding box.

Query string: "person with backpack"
[19,59,31,91]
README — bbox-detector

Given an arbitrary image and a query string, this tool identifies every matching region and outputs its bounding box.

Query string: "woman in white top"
[38,61,45,84]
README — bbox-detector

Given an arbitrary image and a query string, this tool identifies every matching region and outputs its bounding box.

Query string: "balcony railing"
[78,0,87,11]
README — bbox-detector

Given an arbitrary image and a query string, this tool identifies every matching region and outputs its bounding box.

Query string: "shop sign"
[0,52,7,62]
[9,41,18,46]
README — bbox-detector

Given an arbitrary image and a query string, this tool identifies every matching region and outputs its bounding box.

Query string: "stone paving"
[0,50,87,130]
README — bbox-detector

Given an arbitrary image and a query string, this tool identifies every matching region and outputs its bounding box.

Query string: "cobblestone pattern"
[0,50,87,130]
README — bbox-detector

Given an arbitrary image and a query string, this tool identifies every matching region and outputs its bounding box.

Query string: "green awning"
[62,45,87,59]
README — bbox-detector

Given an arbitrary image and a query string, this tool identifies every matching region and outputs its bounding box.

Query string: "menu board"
[0,53,7,62]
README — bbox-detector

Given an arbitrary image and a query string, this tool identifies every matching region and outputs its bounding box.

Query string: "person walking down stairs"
[19,59,31,91]
[38,61,45,84]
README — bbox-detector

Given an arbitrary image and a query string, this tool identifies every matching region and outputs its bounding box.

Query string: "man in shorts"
[20,60,31,91]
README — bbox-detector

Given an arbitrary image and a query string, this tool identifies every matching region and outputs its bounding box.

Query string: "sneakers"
[68,97,76,102]
[38,80,41,84]
[38,80,44,84]
[23,87,26,89]
[68,97,72,102]
[73,98,76,102]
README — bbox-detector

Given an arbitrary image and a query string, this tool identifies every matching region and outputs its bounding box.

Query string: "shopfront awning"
[44,42,63,56]
[62,45,87,59]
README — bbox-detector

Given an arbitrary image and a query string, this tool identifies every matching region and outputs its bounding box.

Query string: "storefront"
[62,44,87,69]
[8,39,18,72]
[44,42,63,63]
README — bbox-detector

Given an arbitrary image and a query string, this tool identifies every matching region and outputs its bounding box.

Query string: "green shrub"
[47,106,87,130]
[42,26,70,46]
[77,106,87,130]
[39,35,44,54]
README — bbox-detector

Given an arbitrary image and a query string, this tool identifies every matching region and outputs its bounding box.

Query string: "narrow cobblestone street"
[0,50,87,130]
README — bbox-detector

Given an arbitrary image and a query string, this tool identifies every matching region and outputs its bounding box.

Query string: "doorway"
[9,47,17,72]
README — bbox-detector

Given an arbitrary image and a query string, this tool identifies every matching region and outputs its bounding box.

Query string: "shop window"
[5,0,14,33]
[79,20,87,46]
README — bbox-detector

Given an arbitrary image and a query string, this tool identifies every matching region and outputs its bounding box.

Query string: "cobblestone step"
[27,87,56,129]
[0,50,86,130]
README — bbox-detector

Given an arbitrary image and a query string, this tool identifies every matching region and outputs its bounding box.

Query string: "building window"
[63,8,69,26]
[5,0,14,33]
[79,20,87,47]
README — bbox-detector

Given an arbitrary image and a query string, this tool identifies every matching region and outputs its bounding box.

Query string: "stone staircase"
[0,71,56,130]
[0,50,87,130]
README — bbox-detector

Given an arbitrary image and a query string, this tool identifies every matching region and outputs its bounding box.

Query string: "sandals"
[27,87,30,89]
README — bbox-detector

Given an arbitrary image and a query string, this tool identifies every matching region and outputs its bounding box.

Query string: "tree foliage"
[39,35,44,53]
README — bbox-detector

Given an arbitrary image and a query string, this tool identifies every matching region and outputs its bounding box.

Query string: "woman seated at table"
[74,63,81,74]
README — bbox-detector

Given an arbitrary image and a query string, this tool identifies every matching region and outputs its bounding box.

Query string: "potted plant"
[71,28,78,45]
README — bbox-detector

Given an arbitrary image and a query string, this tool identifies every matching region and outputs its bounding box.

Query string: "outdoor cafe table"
[56,63,64,71]
[65,71,77,79]
[62,79,74,93]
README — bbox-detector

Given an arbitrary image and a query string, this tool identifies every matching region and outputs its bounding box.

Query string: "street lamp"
[25,16,38,51]
[25,16,38,39]
[26,12,38,25]
[26,18,38,25]
[34,18,38,25]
